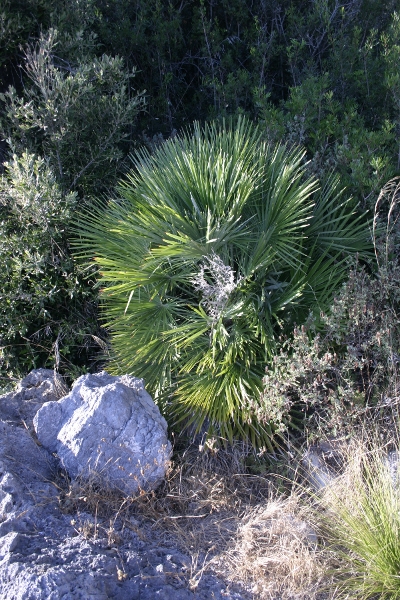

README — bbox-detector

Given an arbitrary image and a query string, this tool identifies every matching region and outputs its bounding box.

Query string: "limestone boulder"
[33,371,172,495]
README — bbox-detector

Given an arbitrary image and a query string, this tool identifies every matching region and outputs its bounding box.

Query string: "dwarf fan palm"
[76,118,370,448]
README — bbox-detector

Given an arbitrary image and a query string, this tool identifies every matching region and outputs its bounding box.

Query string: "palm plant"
[76,117,370,447]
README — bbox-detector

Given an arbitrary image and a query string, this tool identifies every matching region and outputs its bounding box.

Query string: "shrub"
[0,28,145,381]
[77,117,370,447]
[260,177,400,439]
[259,74,398,208]
[0,152,99,380]
[0,29,145,196]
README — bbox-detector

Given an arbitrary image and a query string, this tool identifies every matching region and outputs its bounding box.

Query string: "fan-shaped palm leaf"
[75,117,371,447]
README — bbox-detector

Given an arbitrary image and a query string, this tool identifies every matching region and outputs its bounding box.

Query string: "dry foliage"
[212,495,330,600]
[54,439,334,598]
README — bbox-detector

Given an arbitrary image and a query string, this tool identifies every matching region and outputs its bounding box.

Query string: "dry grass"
[54,439,331,597]
[135,441,270,551]
[53,414,400,599]
[212,494,330,600]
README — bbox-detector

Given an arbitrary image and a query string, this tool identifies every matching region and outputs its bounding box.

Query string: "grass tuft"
[314,428,400,599]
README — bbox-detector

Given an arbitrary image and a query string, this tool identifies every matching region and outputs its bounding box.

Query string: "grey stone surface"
[302,447,335,490]
[0,371,252,600]
[0,368,68,430]
[386,450,400,487]
[33,371,172,495]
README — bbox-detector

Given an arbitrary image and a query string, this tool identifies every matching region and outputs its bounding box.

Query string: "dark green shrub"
[77,118,370,447]
[0,0,99,91]
[0,29,145,381]
[0,152,100,380]
[259,73,398,207]
[0,29,145,196]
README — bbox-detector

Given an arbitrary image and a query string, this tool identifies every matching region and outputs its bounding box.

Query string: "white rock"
[302,447,334,490]
[33,371,172,495]
[0,533,20,560]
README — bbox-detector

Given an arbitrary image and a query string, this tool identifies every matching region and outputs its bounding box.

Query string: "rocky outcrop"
[33,371,172,495]
[0,370,250,600]
[0,368,67,429]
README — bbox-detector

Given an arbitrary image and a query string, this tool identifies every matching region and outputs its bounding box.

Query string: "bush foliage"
[0,0,399,447]
[0,152,97,378]
[0,29,144,380]
[77,118,371,446]
[261,177,400,439]
[1,2,399,206]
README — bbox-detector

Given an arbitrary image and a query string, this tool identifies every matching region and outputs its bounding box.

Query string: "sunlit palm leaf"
[74,117,371,448]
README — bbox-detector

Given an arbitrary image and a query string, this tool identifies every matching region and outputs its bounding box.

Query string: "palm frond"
[74,116,371,448]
